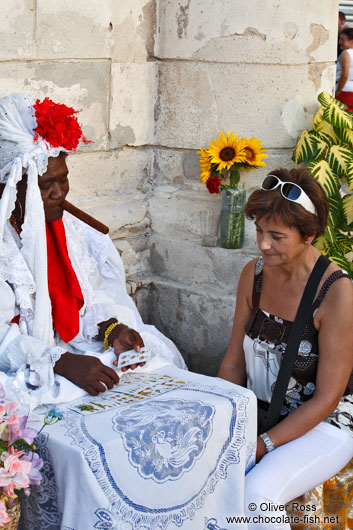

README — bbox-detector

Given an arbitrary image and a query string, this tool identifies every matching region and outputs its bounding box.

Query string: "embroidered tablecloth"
[19,366,257,530]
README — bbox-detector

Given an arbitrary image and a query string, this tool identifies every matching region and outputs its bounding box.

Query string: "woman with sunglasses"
[218,168,353,529]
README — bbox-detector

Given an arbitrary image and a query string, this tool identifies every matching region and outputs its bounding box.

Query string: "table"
[19,364,257,530]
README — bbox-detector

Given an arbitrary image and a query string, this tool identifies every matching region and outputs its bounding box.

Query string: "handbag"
[258,254,331,433]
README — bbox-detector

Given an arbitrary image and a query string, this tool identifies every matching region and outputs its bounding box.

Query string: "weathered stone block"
[67,147,152,201]
[35,0,112,58]
[150,235,258,291]
[110,63,157,148]
[0,0,34,60]
[110,0,157,63]
[75,196,149,240]
[156,0,337,64]
[0,61,110,151]
[154,61,335,149]
[134,279,235,375]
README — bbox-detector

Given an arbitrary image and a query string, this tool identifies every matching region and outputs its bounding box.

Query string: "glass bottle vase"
[220,188,246,249]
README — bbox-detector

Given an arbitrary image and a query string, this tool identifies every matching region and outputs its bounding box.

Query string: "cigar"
[62,200,109,234]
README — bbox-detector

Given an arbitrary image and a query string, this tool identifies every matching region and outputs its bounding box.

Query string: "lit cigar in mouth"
[62,200,109,234]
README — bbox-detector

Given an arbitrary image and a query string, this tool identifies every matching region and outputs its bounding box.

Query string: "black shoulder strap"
[259,254,331,433]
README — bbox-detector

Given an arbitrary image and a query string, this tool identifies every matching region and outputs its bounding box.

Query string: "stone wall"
[0,0,338,374]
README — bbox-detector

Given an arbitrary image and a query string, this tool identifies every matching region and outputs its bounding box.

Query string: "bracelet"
[259,432,276,453]
[103,321,121,350]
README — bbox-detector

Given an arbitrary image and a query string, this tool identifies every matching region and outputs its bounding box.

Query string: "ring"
[99,381,108,391]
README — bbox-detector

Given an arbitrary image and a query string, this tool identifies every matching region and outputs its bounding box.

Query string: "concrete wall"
[0,0,338,374]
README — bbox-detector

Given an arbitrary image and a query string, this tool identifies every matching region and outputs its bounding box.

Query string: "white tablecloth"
[19,365,257,530]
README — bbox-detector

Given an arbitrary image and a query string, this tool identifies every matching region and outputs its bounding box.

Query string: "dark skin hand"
[54,352,120,396]
[97,320,146,371]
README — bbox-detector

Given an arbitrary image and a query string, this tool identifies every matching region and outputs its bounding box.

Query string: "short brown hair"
[340,27,353,40]
[245,168,328,238]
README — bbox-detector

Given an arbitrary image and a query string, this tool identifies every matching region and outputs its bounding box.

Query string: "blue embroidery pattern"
[63,382,253,529]
[112,399,214,482]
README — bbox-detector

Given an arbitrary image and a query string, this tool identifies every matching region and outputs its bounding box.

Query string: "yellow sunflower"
[208,131,247,171]
[242,137,268,167]
[198,148,213,184]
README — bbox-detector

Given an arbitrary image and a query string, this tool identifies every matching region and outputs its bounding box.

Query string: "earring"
[305,240,310,245]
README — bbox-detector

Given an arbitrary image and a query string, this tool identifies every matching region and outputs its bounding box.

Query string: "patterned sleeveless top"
[244,257,353,437]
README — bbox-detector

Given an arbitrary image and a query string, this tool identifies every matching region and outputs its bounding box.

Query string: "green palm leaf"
[326,145,352,177]
[310,130,333,158]
[292,130,317,164]
[324,225,336,245]
[322,101,352,130]
[328,195,343,228]
[346,160,353,191]
[328,252,352,276]
[343,193,353,225]
[313,107,338,142]
[333,126,353,147]
[314,235,329,254]
[318,91,346,109]
[335,232,353,253]
[307,160,340,197]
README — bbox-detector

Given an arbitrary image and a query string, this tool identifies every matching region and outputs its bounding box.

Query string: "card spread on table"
[68,373,187,415]
[117,347,151,369]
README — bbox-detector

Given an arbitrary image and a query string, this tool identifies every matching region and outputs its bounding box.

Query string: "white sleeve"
[0,278,65,392]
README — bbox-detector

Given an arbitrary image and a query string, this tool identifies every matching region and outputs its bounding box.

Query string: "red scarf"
[45,219,84,342]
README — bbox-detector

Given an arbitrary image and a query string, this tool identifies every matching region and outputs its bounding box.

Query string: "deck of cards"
[117,347,151,369]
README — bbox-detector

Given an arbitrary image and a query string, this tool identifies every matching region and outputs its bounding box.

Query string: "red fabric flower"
[206,175,221,194]
[33,98,90,151]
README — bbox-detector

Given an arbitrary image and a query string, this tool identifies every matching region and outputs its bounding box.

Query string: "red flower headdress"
[33,97,90,151]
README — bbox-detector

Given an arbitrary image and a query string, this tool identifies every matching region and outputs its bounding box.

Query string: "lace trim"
[50,347,66,366]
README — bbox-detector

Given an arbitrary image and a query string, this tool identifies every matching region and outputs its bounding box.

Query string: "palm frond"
[307,160,340,197]
[326,145,353,177]
[322,101,352,130]
[328,252,352,276]
[343,193,353,225]
[318,91,346,109]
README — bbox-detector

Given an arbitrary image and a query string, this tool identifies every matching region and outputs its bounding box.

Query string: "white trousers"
[244,422,353,530]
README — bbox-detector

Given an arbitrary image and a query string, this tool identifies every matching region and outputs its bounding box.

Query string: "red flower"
[206,175,221,194]
[33,98,90,151]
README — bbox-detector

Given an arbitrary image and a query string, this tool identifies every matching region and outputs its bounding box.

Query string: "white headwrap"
[0,94,67,345]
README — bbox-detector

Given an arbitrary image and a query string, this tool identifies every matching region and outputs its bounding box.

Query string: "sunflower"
[242,137,268,167]
[198,148,213,184]
[208,131,247,171]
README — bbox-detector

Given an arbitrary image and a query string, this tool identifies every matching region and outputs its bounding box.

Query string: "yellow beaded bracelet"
[103,321,121,350]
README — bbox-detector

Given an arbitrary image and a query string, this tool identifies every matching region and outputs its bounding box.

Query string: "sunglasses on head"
[261,175,317,215]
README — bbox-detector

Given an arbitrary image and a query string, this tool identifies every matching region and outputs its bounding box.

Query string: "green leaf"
[292,130,318,164]
[322,101,352,130]
[346,160,353,191]
[328,252,352,276]
[326,145,352,177]
[318,91,346,109]
[343,193,353,225]
[333,126,353,147]
[307,160,340,197]
[324,225,337,245]
[335,232,353,253]
[314,235,329,254]
[310,130,333,158]
[328,195,343,228]
[313,107,338,141]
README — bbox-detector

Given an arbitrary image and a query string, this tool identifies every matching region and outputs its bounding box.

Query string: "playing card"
[117,347,151,369]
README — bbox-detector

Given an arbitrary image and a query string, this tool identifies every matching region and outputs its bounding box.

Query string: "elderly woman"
[218,168,353,529]
[0,93,185,408]
[336,27,353,110]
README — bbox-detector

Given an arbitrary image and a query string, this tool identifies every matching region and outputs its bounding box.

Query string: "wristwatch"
[259,432,276,453]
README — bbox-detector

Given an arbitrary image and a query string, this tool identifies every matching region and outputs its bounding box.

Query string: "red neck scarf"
[46,219,84,343]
